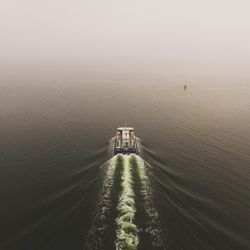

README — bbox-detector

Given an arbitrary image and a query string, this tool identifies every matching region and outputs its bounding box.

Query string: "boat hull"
[114,146,138,155]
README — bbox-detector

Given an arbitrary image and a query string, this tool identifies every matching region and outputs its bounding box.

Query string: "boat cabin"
[114,127,138,154]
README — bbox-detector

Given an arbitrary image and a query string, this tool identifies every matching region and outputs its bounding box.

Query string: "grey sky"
[1,0,250,82]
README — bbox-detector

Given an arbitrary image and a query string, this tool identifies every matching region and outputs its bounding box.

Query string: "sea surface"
[0,81,250,250]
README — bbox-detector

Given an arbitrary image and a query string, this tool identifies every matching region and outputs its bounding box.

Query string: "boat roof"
[117,127,134,131]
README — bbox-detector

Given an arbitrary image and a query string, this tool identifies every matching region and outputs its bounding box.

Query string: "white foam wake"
[115,155,139,250]
[134,155,165,249]
[85,154,164,250]
[84,156,118,250]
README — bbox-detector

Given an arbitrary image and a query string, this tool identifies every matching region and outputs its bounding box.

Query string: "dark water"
[0,82,250,250]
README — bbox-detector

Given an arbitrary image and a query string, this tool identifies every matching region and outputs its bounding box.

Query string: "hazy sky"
[1,0,250,82]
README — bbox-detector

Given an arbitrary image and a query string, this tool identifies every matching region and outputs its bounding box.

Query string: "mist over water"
[0,81,249,250]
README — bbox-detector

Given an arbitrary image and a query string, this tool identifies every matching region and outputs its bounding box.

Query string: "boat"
[114,127,139,155]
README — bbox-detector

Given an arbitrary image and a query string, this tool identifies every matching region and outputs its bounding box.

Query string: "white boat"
[114,127,139,155]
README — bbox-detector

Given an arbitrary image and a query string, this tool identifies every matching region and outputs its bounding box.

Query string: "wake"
[84,155,165,250]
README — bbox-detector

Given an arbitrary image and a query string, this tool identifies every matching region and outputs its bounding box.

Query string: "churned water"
[0,82,250,250]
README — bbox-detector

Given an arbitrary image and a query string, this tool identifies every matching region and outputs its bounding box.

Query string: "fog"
[1,0,250,83]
